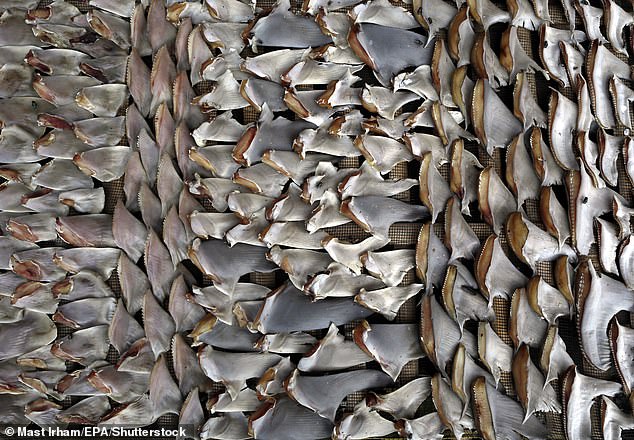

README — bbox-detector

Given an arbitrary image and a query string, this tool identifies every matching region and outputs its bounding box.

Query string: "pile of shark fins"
[0,0,633,439]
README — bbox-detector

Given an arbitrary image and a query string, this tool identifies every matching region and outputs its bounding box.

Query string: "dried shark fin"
[471,32,510,89]
[477,322,513,386]
[198,345,281,399]
[233,163,288,198]
[297,322,371,372]
[539,26,586,88]
[179,388,205,440]
[451,343,496,415]
[118,253,149,315]
[526,275,572,326]
[442,262,494,333]
[505,134,540,208]
[539,325,574,387]
[172,333,213,396]
[445,197,481,262]
[431,101,475,146]
[567,159,617,255]
[144,229,177,302]
[354,321,425,380]
[514,72,547,130]
[305,262,385,300]
[57,395,111,425]
[422,295,477,377]
[334,399,395,440]
[361,249,415,287]
[560,40,585,89]
[234,105,315,166]
[307,189,350,233]
[25,47,89,75]
[539,186,570,250]
[394,65,438,101]
[143,289,175,358]
[108,299,144,355]
[56,214,116,248]
[587,41,630,129]
[512,344,561,421]
[33,74,101,107]
[396,412,446,440]
[507,0,542,29]
[403,132,445,165]
[597,219,620,276]
[248,396,334,440]
[73,146,131,182]
[506,212,577,271]
[601,396,634,440]
[354,134,415,174]
[609,76,634,129]
[348,23,434,87]
[467,0,511,29]
[208,388,260,414]
[416,222,450,295]
[510,286,548,350]
[449,139,483,216]
[576,259,634,371]
[112,201,147,262]
[472,79,522,154]
[260,221,329,249]
[248,0,330,49]
[471,376,548,440]
[189,313,259,352]
[419,152,452,222]
[608,318,634,396]
[147,0,176,53]
[286,368,393,421]
[618,234,634,289]
[6,213,56,243]
[575,0,606,42]
[339,161,417,199]
[87,9,131,50]
[188,239,277,293]
[414,0,457,39]
[500,26,543,78]
[598,129,623,188]
[76,84,128,118]
[342,195,428,239]
[255,283,373,332]
[562,367,622,440]
[193,111,247,145]
[431,373,474,439]
[361,86,419,120]
[256,357,294,398]
[126,48,152,117]
[240,77,286,112]
[51,325,109,366]
[58,188,105,214]
[33,159,95,191]
[477,167,516,234]
[0,311,55,363]
[367,376,431,419]
[53,297,116,330]
[168,275,205,333]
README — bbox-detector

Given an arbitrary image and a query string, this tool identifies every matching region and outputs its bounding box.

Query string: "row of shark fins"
[0,0,143,434]
[0,0,633,439]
